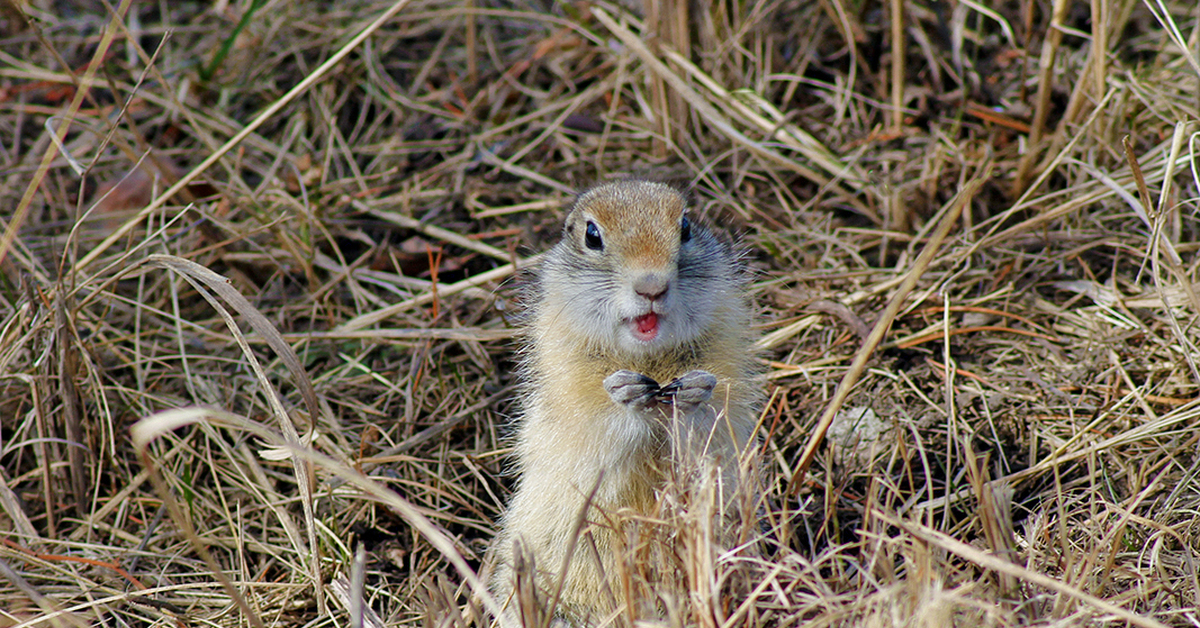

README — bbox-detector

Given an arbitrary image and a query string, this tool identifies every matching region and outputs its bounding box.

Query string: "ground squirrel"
[490,180,761,625]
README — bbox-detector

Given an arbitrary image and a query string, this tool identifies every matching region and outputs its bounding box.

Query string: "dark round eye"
[680,216,692,243]
[584,220,603,251]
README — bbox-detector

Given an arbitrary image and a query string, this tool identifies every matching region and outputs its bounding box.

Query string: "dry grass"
[1,0,1199,626]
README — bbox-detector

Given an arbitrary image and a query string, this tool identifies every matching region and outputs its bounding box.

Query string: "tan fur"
[490,180,760,626]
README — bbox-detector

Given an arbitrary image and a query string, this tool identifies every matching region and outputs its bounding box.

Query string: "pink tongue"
[634,313,659,339]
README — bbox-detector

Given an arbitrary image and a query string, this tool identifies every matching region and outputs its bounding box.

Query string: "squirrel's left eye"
[680,216,692,244]
[584,220,604,251]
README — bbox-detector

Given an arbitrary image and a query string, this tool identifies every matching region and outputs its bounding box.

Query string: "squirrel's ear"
[675,184,697,208]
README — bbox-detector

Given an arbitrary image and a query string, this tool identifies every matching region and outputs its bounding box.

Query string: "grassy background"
[1,0,1199,626]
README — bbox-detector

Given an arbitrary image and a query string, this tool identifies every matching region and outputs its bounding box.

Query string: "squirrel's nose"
[634,274,669,302]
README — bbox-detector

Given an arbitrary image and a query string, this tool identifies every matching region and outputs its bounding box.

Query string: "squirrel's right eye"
[584,221,604,251]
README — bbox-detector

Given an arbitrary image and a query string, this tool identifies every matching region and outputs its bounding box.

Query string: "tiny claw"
[656,370,717,413]
[603,369,661,410]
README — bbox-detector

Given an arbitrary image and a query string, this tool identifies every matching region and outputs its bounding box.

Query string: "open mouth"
[631,312,660,342]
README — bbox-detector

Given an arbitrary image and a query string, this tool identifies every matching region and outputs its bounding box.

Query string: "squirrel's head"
[540,180,736,356]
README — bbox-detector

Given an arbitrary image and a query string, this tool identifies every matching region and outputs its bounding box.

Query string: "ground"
[0,0,1198,626]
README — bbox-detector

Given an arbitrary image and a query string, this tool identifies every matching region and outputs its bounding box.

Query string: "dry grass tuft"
[1,0,1199,626]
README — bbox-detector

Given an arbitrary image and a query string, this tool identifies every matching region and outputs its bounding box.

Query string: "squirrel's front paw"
[657,370,717,414]
[604,369,661,411]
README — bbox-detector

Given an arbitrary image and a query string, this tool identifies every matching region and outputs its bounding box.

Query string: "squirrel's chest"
[535,383,659,441]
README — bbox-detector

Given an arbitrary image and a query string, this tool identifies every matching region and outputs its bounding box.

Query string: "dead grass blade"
[74,0,416,275]
[883,513,1170,628]
[1013,0,1070,194]
[789,167,991,495]
[52,295,86,518]
[0,0,133,268]
[593,7,833,188]
[143,253,325,611]
[130,407,506,621]
[336,255,539,333]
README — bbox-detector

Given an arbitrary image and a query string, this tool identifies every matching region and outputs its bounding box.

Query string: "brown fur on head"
[564,180,687,271]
